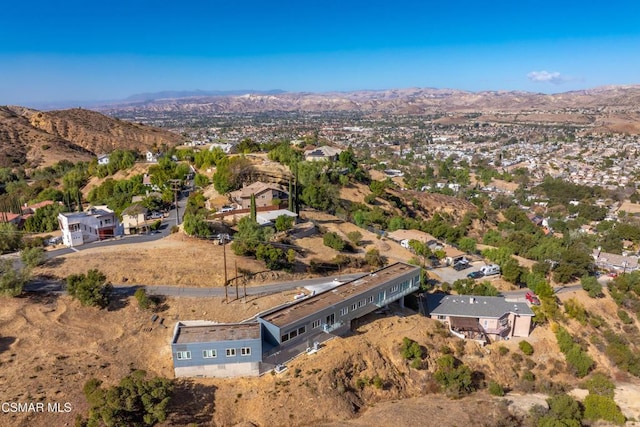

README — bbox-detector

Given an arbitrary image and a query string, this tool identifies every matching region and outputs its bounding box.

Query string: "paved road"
[45,187,189,259]
[24,273,366,298]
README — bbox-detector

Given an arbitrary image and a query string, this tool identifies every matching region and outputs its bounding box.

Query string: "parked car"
[453,261,471,271]
[525,291,541,306]
[608,272,618,278]
[150,211,163,219]
[467,271,484,279]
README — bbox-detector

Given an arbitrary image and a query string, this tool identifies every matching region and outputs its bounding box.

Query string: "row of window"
[339,295,375,317]
[278,276,419,344]
[176,347,252,360]
[281,325,306,343]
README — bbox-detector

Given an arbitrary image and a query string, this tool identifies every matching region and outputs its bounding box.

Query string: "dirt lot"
[0,292,295,427]
[36,233,279,287]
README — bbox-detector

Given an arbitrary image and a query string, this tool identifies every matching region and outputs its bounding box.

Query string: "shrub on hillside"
[346,231,363,246]
[323,232,347,251]
[21,247,46,269]
[583,394,625,425]
[434,354,475,398]
[519,340,534,356]
[134,288,156,310]
[0,259,26,297]
[78,370,172,426]
[66,269,112,308]
[488,381,505,396]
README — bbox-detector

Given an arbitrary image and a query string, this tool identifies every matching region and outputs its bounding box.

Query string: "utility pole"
[223,239,228,303]
[169,179,181,226]
[235,260,239,301]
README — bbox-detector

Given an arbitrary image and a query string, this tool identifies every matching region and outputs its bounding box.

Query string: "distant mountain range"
[96,85,640,116]
[123,89,287,103]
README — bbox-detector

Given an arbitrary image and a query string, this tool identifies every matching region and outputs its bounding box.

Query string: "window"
[437,315,446,320]
[176,351,191,360]
[368,296,374,303]
[351,303,357,311]
[312,319,321,329]
[290,329,298,339]
[226,348,236,357]
[340,307,348,316]
[203,349,217,359]
[105,218,111,225]
[298,326,306,335]
[390,284,399,293]
[358,299,366,308]
[281,333,289,342]
[241,347,251,356]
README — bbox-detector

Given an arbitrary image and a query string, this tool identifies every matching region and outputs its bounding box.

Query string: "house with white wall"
[58,206,119,247]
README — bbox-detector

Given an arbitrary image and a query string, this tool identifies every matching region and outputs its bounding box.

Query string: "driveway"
[432,261,486,283]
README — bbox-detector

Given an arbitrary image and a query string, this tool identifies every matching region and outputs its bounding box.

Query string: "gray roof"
[427,294,534,319]
[173,322,261,344]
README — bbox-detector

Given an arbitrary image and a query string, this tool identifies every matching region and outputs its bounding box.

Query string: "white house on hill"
[58,206,120,247]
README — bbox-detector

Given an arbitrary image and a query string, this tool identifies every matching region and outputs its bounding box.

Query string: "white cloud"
[527,70,567,84]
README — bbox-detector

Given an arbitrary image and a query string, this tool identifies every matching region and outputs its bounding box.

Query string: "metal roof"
[261,262,420,328]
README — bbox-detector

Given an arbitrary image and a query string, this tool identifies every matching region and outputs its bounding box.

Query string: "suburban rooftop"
[261,262,420,328]
[427,294,535,319]
[173,322,261,344]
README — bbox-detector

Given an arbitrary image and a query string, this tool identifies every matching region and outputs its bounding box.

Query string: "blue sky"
[2,0,640,106]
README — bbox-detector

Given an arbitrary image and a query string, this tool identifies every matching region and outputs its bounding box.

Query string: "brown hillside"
[28,108,183,155]
[0,106,92,168]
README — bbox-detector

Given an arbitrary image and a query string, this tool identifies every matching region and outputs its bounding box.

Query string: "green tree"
[0,223,23,254]
[250,193,257,222]
[274,215,294,232]
[182,213,211,237]
[365,248,387,268]
[213,156,255,194]
[581,275,603,298]
[458,237,477,254]
[0,259,26,296]
[80,370,172,427]
[323,232,347,251]
[346,231,363,247]
[231,216,272,256]
[66,269,112,308]
[21,247,45,268]
[256,244,289,270]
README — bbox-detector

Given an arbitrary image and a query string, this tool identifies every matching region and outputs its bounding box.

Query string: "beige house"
[121,203,148,235]
[229,181,288,209]
[425,294,534,343]
[303,145,343,162]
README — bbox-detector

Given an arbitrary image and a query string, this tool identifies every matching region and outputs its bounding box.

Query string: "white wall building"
[58,206,119,247]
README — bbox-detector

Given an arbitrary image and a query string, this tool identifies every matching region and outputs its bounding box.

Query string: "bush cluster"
[554,325,593,378]
[67,269,112,308]
[77,370,173,426]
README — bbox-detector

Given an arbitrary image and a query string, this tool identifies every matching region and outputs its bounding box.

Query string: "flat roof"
[261,262,419,328]
[173,322,261,344]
